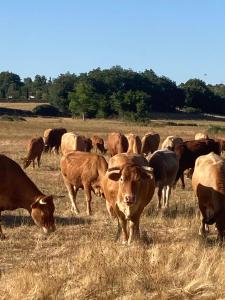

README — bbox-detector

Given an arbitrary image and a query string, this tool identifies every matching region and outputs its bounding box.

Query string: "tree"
[69,81,97,120]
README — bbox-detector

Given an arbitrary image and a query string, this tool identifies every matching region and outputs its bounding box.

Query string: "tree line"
[1,67,225,120]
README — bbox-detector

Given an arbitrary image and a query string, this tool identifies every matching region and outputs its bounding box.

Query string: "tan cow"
[91,135,106,154]
[61,132,90,156]
[126,133,142,154]
[107,132,128,157]
[0,154,55,239]
[195,133,209,140]
[60,151,108,215]
[192,152,225,241]
[101,153,155,244]
[22,137,44,169]
[161,135,183,151]
[141,132,160,155]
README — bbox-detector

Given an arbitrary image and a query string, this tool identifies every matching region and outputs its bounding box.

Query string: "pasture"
[0,116,225,299]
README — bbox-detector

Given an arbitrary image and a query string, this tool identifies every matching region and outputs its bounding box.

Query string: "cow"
[141,132,160,155]
[216,138,225,153]
[107,132,128,157]
[81,136,93,152]
[101,153,155,244]
[0,154,55,239]
[192,152,225,241]
[161,136,183,151]
[21,137,44,169]
[60,151,108,215]
[195,133,209,140]
[126,133,142,154]
[44,127,67,154]
[61,132,92,156]
[174,139,221,189]
[147,150,179,209]
[91,135,106,154]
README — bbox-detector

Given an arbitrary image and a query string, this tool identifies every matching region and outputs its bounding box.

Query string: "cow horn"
[142,166,153,173]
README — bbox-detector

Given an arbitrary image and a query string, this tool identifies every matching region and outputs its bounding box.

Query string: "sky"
[1,0,225,84]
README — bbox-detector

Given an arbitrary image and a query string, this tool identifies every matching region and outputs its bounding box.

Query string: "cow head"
[31,195,55,234]
[107,164,154,220]
[21,158,32,169]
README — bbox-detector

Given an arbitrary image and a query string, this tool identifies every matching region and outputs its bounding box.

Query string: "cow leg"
[32,160,35,168]
[128,220,140,245]
[0,212,5,240]
[65,182,79,214]
[120,218,128,244]
[115,218,122,241]
[37,155,41,168]
[157,187,162,210]
[84,183,92,216]
[162,186,166,208]
[199,218,208,237]
[164,186,171,208]
[180,173,185,189]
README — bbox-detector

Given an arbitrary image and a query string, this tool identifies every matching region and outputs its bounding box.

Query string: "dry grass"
[0,117,225,299]
[0,102,48,111]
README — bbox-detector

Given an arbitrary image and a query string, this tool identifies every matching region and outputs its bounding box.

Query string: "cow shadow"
[146,205,197,219]
[1,214,92,228]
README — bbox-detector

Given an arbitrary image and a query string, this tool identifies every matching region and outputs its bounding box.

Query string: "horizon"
[1,0,225,85]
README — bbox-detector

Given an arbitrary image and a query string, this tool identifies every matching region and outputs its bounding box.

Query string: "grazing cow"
[61,132,92,156]
[0,154,55,239]
[161,136,183,151]
[107,132,128,157]
[60,151,108,215]
[22,137,44,169]
[126,133,142,154]
[91,135,106,154]
[44,127,67,154]
[147,150,179,209]
[195,133,209,140]
[216,138,225,153]
[192,152,225,241]
[174,139,221,189]
[101,153,155,244]
[141,132,160,155]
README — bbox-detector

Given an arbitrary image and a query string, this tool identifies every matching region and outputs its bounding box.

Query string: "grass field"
[0,116,225,299]
[0,102,48,111]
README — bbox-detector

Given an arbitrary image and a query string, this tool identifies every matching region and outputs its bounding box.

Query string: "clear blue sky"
[1,0,225,84]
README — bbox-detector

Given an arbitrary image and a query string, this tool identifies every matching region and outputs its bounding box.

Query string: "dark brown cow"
[91,135,106,154]
[0,155,55,239]
[174,139,221,189]
[61,151,108,215]
[44,127,67,154]
[101,153,155,244]
[107,132,128,157]
[22,137,44,169]
[141,132,160,155]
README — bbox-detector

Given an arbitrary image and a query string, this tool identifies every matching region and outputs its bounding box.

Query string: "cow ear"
[40,195,53,204]
[141,166,154,179]
[107,168,121,181]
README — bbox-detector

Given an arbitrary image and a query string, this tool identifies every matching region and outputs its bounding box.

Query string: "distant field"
[0,102,49,111]
[0,117,225,299]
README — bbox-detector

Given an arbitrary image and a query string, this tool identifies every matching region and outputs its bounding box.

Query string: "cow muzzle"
[124,195,136,206]
[42,224,56,234]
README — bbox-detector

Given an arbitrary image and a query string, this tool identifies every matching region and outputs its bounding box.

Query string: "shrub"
[32,104,61,116]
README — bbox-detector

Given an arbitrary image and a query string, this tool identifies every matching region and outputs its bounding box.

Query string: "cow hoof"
[0,233,6,240]
[71,209,79,215]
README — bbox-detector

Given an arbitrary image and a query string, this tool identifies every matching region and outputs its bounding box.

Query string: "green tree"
[69,81,97,120]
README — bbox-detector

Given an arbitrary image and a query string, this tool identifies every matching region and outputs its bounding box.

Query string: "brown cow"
[44,127,67,154]
[126,133,142,154]
[91,135,106,154]
[192,152,225,241]
[101,153,155,244]
[107,132,128,157]
[60,151,108,215]
[61,132,91,156]
[22,137,44,169]
[195,133,209,140]
[174,139,221,189]
[161,135,183,151]
[141,132,160,155]
[0,154,55,239]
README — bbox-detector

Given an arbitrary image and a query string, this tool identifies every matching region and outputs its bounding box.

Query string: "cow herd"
[1,127,225,244]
